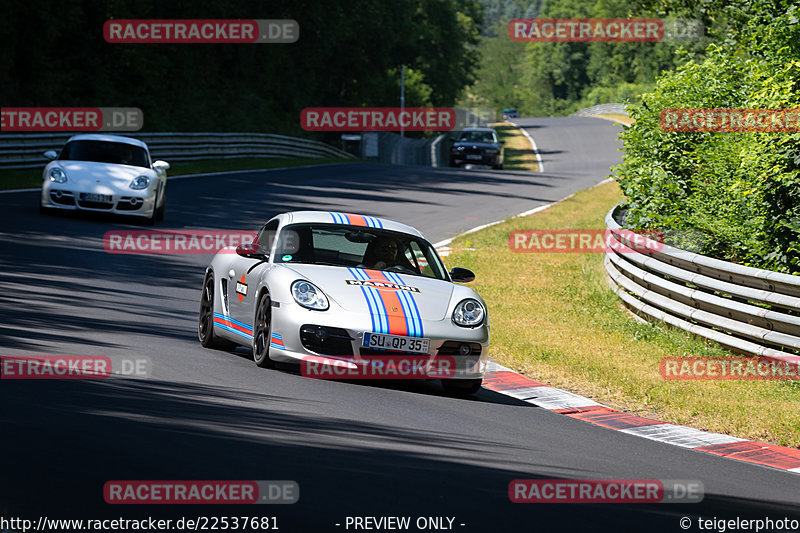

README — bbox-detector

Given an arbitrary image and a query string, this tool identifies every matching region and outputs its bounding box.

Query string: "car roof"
[65,134,148,149]
[279,211,426,239]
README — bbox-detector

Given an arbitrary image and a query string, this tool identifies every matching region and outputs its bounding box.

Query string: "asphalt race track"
[1,117,798,531]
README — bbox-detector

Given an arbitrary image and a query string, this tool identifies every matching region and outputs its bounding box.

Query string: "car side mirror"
[153,160,170,171]
[499,140,506,144]
[43,150,57,160]
[236,243,268,259]
[450,267,475,283]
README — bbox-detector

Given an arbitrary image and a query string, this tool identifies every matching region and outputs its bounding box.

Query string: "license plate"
[80,193,112,202]
[362,333,430,354]
[466,154,482,160]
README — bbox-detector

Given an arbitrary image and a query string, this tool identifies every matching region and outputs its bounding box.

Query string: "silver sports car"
[40,134,169,224]
[198,211,489,395]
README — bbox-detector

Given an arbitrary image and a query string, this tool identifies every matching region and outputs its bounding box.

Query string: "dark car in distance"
[449,127,505,170]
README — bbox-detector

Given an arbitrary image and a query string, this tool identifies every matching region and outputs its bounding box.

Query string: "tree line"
[1,0,483,137]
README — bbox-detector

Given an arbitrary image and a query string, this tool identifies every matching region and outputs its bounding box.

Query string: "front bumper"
[268,302,489,380]
[450,153,501,167]
[41,186,156,217]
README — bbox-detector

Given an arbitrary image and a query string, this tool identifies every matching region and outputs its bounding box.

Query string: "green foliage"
[465,0,708,116]
[0,0,483,135]
[476,0,544,33]
[615,1,800,272]
[460,21,526,111]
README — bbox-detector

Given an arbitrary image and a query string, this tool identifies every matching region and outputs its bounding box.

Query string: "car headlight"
[49,167,67,183]
[452,299,485,327]
[291,280,329,310]
[129,176,150,190]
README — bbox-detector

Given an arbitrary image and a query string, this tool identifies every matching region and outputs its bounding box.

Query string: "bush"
[614,3,800,273]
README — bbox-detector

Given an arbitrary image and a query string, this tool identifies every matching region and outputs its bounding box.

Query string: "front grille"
[437,341,482,356]
[49,191,75,205]
[77,200,114,210]
[300,325,353,356]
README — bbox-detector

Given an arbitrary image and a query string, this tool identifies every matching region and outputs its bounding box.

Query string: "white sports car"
[40,134,169,224]
[198,211,489,395]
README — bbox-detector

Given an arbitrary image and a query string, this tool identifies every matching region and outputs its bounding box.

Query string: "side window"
[256,220,279,255]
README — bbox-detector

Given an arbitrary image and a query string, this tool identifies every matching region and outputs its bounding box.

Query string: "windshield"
[457,130,497,143]
[274,223,449,281]
[58,140,150,168]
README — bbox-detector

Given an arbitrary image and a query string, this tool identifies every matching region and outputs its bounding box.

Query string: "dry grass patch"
[588,114,634,126]
[445,180,800,447]
[490,122,539,172]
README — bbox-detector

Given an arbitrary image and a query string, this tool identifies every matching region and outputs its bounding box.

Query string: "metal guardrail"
[0,132,356,169]
[572,103,629,117]
[364,132,449,167]
[604,205,800,362]
[359,108,493,167]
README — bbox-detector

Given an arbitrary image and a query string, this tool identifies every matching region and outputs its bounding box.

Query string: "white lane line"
[434,219,510,249]
[513,386,604,411]
[433,176,615,249]
[620,424,746,449]
[507,120,543,172]
[485,361,514,373]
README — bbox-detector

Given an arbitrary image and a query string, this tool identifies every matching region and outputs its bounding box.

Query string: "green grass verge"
[490,122,539,172]
[0,157,357,191]
[445,180,800,447]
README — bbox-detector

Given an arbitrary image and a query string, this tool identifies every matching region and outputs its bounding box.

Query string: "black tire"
[198,274,236,350]
[144,207,157,225]
[253,292,275,368]
[493,164,503,170]
[39,204,53,215]
[155,187,166,221]
[441,379,482,396]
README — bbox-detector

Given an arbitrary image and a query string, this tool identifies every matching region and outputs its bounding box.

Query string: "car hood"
[280,263,454,320]
[452,142,500,150]
[53,161,154,190]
